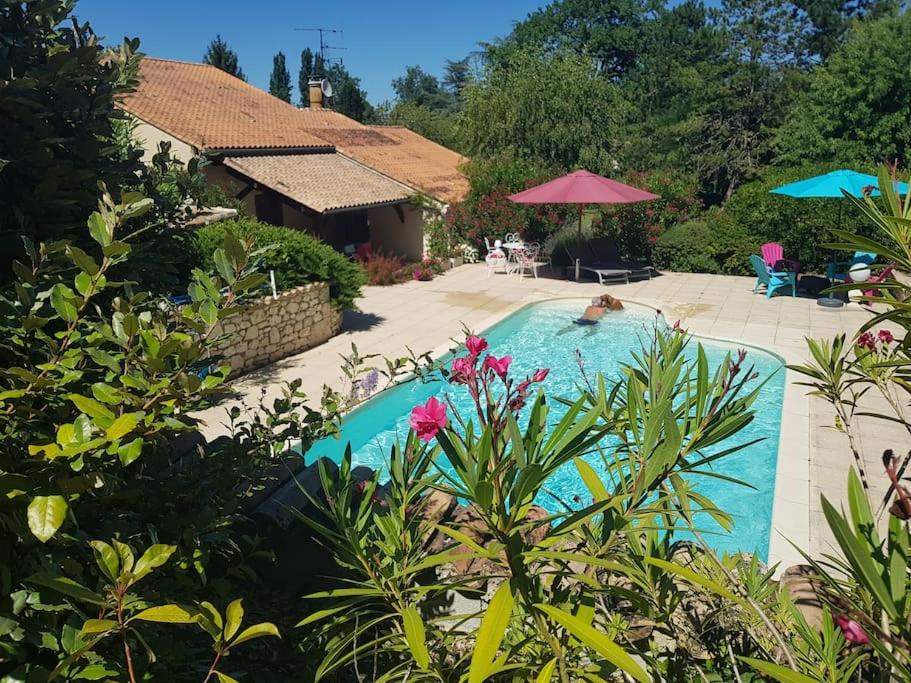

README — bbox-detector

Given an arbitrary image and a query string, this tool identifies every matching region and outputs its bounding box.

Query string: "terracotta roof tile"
[121,58,332,151]
[301,120,470,203]
[123,57,469,202]
[223,153,412,213]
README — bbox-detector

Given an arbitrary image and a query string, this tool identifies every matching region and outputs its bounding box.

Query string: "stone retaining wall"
[211,282,341,375]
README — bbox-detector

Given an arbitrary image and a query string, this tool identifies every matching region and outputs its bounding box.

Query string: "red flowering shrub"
[595,169,703,262]
[445,183,572,251]
[357,252,407,286]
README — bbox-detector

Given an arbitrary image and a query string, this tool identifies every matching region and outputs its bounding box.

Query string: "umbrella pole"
[576,205,583,281]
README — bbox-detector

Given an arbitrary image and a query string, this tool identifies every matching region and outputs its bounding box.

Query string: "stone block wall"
[211,282,341,375]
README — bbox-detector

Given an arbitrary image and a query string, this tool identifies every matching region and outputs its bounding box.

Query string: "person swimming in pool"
[580,294,623,321]
[556,294,624,335]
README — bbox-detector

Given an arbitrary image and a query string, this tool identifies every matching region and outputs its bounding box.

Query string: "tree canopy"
[202,34,245,80]
[269,51,292,102]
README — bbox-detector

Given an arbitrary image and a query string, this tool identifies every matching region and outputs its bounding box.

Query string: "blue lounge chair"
[750,255,796,298]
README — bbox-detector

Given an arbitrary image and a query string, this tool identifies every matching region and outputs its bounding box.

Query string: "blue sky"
[77,0,547,104]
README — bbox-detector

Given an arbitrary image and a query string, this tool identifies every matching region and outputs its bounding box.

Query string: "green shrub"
[653,220,720,273]
[653,212,758,275]
[192,219,365,309]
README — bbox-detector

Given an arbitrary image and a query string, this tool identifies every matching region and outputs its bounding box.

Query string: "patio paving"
[194,264,902,568]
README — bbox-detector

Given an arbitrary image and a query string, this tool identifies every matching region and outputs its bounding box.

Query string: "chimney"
[308,78,323,109]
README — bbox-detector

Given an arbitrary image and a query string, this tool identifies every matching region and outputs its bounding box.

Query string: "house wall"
[210,282,342,376]
[131,118,196,163]
[368,203,424,261]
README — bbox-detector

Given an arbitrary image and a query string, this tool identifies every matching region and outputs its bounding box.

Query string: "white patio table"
[502,241,525,275]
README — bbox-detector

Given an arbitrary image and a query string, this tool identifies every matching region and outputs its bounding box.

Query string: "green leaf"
[74,272,94,297]
[468,581,514,683]
[28,574,105,605]
[117,438,144,466]
[90,382,122,405]
[536,658,557,683]
[69,394,115,421]
[133,544,176,581]
[131,605,196,624]
[89,541,120,582]
[66,245,99,275]
[50,284,78,322]
[295,605,349,627]
[401,606,430,670]
[228,622,280,648]
[27,495,68,542]
[821,495,897,620]
[214,672,239,683]
[105,412,142,441]
[644,557,747,608]
[80,619,116,635]
[87,212,111,247]
[224,599,244,641]
[574,458,609,501]
[535,604,650,683]
[739,657,819,683]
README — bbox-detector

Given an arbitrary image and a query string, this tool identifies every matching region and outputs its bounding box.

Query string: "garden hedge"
[192,219,365,309]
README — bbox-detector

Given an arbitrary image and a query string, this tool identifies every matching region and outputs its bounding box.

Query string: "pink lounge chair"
[863,266,894,298]
[761,242,800,274]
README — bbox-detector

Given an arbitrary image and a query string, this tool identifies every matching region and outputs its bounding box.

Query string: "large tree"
[269,51,292,102]
[493,0,656,80]
[202,34,245,80]
[391,65,456,112]
[325,64,373,122]
[793,0,900,60]
[774,10,911,168]
[442,57,472,98]
[0,2,142,270]
[461,50,623,172]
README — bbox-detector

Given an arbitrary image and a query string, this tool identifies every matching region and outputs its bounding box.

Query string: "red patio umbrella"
[509,169,660,281]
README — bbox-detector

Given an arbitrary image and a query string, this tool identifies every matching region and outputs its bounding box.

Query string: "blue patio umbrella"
[770,170,908,294]
[770,168,908,198]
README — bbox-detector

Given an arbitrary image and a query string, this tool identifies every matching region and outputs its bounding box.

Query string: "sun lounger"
[562,244,632,284]
[588,238,655,281]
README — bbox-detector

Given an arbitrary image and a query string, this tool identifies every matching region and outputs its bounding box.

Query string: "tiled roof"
[301,120,470,203]
[120,58,333,151]
[223,153,412,213]
[123,57,469,202]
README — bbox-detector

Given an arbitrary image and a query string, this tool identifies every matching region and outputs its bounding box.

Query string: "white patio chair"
[513,243,547,279]
[484,239,506,277]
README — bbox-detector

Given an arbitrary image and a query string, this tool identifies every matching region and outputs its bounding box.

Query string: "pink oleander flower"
[409,396,448,442]
[857,332,877,350]
[466,335,489,358]
[449,356,474,385]
[835,615,869,645]
[878,329,895,343]
[533,368,550,383]
[483,354,512,379]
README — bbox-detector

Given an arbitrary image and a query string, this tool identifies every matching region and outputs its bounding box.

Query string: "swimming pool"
[305,300,785,559]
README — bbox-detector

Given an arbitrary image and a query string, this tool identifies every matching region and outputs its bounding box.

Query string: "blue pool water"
[305,300,785,559]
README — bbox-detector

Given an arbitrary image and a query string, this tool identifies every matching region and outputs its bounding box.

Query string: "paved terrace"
[194,264,905,568]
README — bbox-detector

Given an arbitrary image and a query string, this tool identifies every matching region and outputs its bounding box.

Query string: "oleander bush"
[192,219,366,309]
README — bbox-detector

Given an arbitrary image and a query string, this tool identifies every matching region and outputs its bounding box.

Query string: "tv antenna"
[293,27,346,70]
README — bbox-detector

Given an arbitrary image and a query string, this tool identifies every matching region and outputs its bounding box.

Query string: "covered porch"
[205,152,426,260]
